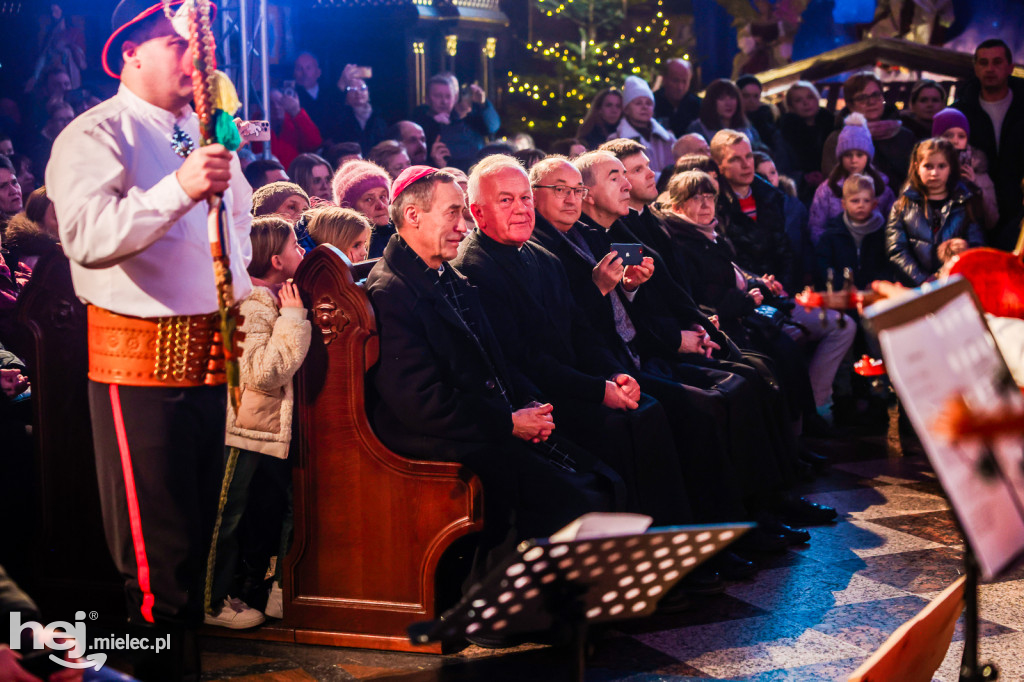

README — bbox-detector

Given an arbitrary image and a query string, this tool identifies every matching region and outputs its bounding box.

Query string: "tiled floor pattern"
[200,433,1024,681]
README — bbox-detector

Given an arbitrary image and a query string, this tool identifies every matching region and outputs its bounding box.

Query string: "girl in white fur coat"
[206,215,312,628]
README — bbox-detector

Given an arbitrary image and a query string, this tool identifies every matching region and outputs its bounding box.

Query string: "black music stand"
[409,522,752,681]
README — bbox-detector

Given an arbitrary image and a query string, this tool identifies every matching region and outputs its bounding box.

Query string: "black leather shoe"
[757,518,811,544]
[794,459,816,482]
[777,495,838,525]
[465,632,527,649]
[712,551,759,580]
[655,583,692,614]
[798,446,830,473]
[680,565,725,595]
[736,526,788,553]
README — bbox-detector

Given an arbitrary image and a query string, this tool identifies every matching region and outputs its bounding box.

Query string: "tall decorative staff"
[171,0,244,410]
[167,0,250,613]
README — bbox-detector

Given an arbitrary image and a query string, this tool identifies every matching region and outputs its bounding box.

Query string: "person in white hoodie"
[611,76,677,182]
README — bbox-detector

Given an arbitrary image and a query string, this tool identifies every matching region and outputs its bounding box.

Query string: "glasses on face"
[347,84,368,92]
[853,91,884,105]
[533,184,589,199]
[684,193,716,205]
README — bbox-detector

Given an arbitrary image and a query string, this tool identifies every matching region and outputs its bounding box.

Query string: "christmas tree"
[504,0,695,143]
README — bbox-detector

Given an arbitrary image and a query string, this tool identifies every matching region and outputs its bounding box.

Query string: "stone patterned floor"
[198,428,1024,681]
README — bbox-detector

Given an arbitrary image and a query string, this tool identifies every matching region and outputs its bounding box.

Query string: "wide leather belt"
[87,305,228,387]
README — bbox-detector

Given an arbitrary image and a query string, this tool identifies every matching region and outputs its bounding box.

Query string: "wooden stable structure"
[753,37,1024,111]
[15,247,483,653]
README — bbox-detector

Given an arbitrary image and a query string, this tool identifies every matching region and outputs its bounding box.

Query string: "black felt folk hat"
[101,0,216,79]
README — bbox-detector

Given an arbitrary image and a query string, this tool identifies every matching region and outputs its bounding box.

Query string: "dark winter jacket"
[411,102,500,171]
[656,210,756,342]
[814,213,891,290]
[885,183,984,286]
[716,175,795,292]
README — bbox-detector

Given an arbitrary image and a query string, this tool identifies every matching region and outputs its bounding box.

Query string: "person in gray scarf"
[814,173,893,290]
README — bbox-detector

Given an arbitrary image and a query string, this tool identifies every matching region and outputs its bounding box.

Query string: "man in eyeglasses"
[536,150,839,543]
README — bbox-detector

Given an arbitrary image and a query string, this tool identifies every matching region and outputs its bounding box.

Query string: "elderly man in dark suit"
[365,166,622,572]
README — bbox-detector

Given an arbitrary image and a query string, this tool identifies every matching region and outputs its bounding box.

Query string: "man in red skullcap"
[45,0,257,674]
[364,166,623,594]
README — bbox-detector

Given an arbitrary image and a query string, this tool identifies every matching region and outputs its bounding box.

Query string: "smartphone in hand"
[240,120,271,142]
[611,243,644,266]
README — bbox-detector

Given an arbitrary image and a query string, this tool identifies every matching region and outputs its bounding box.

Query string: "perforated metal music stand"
[409,522,752,681]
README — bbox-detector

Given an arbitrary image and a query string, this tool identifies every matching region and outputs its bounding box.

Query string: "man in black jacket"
[710,129,794,292]
[953,39,1024,251]
[292,52,345,143]
[365,166,620,564]
[411,74,500,171]
[604,138,854,433]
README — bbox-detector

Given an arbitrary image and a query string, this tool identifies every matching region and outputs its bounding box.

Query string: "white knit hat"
[622,75,655,109]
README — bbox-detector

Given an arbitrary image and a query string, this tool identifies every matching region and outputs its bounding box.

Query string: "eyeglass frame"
[852,90,884,104]
[346,83,368,92]
[532,184,590,199]
[683,192,717,205]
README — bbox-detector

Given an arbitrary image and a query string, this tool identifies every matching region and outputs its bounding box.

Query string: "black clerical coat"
[610,209,741,362]
[366,237,526,461]
[530,215,777,518]
[452,230,619,403]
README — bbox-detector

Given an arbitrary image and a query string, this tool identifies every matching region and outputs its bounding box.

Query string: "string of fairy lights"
[505,0,688,131]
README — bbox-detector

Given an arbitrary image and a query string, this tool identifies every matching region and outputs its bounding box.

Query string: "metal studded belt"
[87,305,233,387]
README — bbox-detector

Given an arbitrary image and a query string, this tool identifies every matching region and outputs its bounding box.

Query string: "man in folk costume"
[46,0,252,676]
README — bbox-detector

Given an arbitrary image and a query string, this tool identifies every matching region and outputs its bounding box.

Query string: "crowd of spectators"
[1,19,1024,671]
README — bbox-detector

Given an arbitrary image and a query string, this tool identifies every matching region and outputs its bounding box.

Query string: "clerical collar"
[478,229,525,252]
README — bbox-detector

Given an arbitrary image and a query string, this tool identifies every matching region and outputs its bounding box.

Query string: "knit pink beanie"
[331,160,391,209]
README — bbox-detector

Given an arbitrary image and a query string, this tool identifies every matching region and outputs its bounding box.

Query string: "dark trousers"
[555,394,695,526]
[635,365,749,522]
[88,381,227,628]
[456,435,620,584]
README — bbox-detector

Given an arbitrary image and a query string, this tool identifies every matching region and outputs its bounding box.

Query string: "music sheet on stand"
[878,293,1024,579]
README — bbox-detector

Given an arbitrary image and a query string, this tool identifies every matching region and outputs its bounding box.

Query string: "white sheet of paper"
[879,293,1024,579]
[549,513,653,542]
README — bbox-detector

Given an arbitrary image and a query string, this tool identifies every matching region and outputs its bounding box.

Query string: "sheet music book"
[866,276,1024,579]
